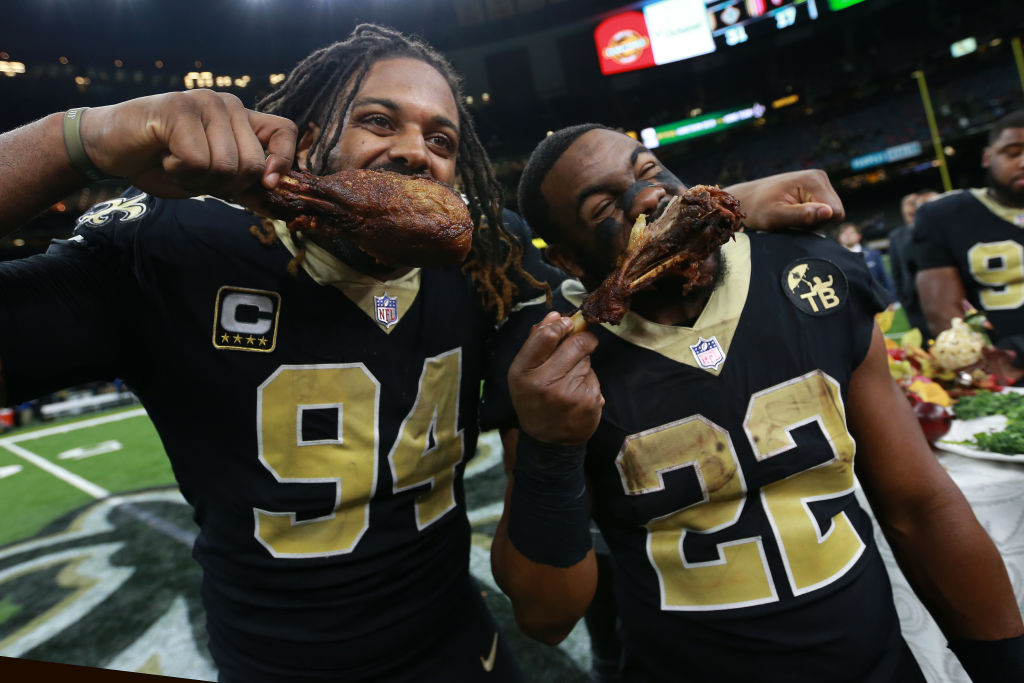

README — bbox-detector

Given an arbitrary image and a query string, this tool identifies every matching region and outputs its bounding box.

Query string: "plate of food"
[934,388,1024,463]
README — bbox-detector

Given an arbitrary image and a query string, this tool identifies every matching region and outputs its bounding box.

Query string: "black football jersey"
[487,231,917,682]
[914,189,1024,341]
[0,191,530,681]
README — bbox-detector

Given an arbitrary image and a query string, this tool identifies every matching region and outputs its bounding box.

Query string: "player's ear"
[982,144,993,169]
[543,243,584,279]
[296,122,321,172]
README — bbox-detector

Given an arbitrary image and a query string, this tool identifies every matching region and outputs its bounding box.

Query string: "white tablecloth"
[857,449,1024,683]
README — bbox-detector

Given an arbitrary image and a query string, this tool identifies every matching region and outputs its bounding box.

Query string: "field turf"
[0,406,592,681]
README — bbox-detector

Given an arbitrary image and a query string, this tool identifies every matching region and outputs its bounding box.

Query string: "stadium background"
[1,0,1023,679]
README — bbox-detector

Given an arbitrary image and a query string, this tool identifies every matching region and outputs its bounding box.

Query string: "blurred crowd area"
[0,380,138,433]
[0,1,1020,434]
[0,0,1020,255]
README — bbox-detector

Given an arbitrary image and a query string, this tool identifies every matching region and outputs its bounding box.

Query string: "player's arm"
[849,325,1024,678]
[491,312,603,645]
[916,266,966,337]
[723,169,844,231]
[0,89,297,235]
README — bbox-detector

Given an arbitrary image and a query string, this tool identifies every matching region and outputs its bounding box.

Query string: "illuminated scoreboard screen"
[594,0,822,75]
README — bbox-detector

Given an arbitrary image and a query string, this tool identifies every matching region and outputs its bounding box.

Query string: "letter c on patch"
[220,292,274,335]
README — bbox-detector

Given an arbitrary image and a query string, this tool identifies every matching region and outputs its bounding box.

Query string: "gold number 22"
[616,370,865,610]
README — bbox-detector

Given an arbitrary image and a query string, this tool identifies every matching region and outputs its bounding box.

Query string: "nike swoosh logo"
[480,632,499,672]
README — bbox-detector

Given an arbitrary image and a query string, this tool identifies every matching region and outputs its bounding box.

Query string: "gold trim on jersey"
[561,232,751,374]
[970,188,1024,227]
[272,220,421,334]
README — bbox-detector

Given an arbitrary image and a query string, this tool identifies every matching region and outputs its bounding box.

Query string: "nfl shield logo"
[689,336,725,370]
[374,294,399,328]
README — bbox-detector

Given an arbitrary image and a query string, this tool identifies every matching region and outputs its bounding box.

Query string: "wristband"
[63,108,108,182]
[949,634,1024,682]
[507,431,592,568]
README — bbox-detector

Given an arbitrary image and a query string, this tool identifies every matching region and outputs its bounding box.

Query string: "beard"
[987,167,1024,208]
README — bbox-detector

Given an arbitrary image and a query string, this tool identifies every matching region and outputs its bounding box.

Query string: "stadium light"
[950,37,977,58]
[0,61,25,77]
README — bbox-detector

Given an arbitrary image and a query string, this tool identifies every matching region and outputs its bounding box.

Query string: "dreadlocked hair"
[256,23,547,322]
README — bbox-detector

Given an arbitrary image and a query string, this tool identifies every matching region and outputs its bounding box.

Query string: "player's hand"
[79,90,297,200]
[725,169,845,231]
[508,311,604,446]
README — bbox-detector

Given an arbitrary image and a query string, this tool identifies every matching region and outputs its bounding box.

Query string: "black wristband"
[507,431,592,568]
[949,634,1024,682]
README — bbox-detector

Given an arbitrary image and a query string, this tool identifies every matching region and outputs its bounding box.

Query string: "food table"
[857,446,1024,682]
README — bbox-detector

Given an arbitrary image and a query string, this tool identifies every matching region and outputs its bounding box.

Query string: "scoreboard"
[594,0,826,75]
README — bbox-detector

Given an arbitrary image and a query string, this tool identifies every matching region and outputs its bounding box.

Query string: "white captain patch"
[213,286,281,352]
[689,336,725,370]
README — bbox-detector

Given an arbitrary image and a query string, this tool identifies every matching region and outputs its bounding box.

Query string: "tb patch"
[782,258,848,316]
[213,286,280,352]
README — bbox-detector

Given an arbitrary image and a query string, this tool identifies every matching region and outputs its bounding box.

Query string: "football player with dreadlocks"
[0,24,554,682]
[1,23,853,682]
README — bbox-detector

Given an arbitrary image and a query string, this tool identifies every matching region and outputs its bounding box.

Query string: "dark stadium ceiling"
[1,0,630,71]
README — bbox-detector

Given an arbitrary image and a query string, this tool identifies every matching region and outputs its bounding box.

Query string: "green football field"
[0,406,593,681]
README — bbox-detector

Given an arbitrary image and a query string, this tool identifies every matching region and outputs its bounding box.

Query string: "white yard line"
[0,408,148,499]
[0,407,147,444]
[0,440,110,499]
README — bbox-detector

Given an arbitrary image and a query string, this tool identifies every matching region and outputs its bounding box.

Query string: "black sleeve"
[502,209,567,303]
[799,233,887,368]
[0,190,156,406]
[912,196,957,271]
[479,305,538,432]
[478,289,580,433]
[848,253,889,368]
[0,243,136,405]
[995,334,1024,371]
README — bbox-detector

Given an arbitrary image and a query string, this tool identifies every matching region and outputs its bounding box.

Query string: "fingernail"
[264,172,279,187]
[816,206,832,221]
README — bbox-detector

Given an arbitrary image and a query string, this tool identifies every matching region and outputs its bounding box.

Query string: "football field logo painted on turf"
[213,286,280,352]
[0,490,217,679]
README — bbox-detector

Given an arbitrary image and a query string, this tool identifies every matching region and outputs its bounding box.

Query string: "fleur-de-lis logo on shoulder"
[77,193,150,227]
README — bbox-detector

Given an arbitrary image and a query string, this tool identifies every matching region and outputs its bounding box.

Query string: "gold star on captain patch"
[220,333,230,343]
[233,334,242,344]
[258,337,268,346]
[246,335,256,345]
